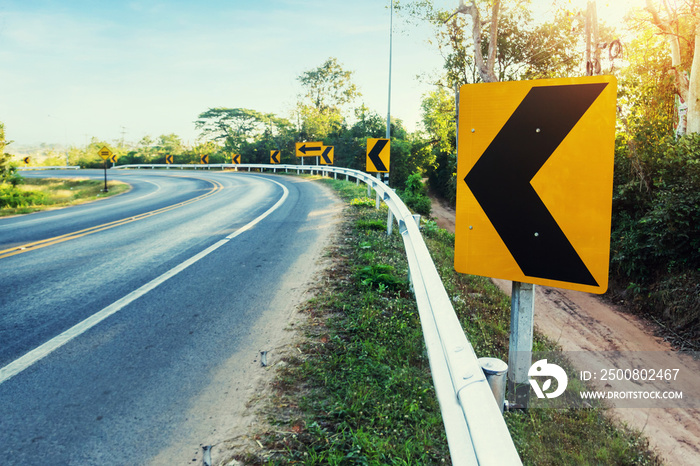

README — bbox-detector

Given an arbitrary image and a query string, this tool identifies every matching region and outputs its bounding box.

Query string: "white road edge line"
[0,178,289,386]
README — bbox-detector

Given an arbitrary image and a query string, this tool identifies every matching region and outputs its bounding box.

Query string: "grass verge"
[227,177,662,465]
[0,178,129,216]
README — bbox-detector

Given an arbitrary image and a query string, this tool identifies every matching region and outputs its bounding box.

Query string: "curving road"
[0,169,341,464]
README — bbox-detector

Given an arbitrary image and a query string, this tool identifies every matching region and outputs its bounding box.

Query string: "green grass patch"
[0,178,129,216]
[231,178,661,465]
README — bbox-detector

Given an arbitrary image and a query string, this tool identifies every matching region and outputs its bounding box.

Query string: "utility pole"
[387,0,393,141]
[584,1,600,76]
[384,0,394,187]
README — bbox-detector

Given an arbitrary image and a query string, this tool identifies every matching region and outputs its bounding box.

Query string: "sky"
[1,0,646,150]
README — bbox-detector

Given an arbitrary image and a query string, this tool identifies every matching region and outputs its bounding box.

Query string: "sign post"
[454,76,617,407]
[508,281,535,407]
[98,146,112,192]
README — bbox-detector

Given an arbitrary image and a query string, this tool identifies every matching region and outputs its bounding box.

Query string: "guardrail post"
[387,210,394,236]
[479,357,509,413]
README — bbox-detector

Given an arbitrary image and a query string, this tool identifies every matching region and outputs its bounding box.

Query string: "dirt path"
[430,197,700,465]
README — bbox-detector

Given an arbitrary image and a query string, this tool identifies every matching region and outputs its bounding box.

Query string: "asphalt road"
[0,169,341,465]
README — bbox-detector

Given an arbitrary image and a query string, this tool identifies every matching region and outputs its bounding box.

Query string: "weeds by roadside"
[226,178,662,466]
[0,178,129,216]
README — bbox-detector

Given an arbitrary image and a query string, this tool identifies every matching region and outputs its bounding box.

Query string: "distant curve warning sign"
[98,146,112,160]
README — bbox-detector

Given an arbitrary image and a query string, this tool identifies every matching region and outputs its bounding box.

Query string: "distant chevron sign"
[270,150,280,164]
[366,138,389,173]
[454,76,616,293]
[320,146,334,165]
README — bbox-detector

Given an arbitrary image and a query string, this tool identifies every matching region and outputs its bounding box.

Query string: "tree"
[0,122,21,187]
[420,87,456,153]
[401,0,579,88]
[297,57,361,114]
[296,57,361,140]
[641,0,700,133]
[156,133,184,157]
[456,0,501,83]
[195,108,292,158]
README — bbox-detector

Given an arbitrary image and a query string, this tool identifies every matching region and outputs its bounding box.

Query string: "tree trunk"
[686,25,700,133]
[465,0,500,83]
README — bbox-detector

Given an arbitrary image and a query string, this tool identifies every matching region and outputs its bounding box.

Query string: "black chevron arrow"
[367,139,388,172]
[321,146,332,164]
[233,154,241,164]
[271,150,280,163]
[465,83,608,286]
[299,144,321,155]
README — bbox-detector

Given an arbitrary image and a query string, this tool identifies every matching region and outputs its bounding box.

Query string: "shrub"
[0,183,48,208]
[398,172,432,216]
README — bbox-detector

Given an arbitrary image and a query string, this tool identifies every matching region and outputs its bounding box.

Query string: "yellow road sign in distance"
[200,154,209,164]
[110,154,118,163]
[232,154,241,164]
[165,154,173,164]
[270,150,280,164]
[366,138,390,173]
[98,146,112,160]
[320,146,334,165]
[454,75,617,294]
[295,141,322,157]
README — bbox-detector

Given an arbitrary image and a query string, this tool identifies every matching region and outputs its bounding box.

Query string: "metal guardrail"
[17,166,81,170]
[115,163,522,465]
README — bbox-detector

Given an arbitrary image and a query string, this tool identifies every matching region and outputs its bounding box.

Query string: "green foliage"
[297,57,360,114]
[0,178,129,215]
[0,153,22,187]
[355,219,386,231]
[612,134,700,280]
[397,172,432,216]
[350,197,375,208]
[0,123,22,187]
[356,263,405,290]
[611,125,700,345]
[0,183,47,208]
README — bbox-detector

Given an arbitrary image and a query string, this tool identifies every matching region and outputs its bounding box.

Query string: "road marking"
[0,178,224,260]
[0,178,289,385]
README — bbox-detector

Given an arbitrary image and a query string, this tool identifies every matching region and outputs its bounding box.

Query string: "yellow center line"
[0,178,224,260]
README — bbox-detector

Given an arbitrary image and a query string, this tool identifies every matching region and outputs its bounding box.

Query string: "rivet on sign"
[469,225,473,230]
[471,128,476,133]
[534,232,539,237]
[536,128,541,133]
